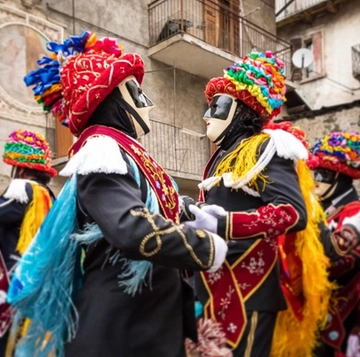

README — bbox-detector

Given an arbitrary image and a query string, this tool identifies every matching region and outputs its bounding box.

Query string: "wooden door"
[55,119,74,158]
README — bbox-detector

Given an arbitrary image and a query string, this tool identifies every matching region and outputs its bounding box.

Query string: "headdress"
[307,132,360,179]
[205,51,286,119]
[3,130,57,177]
[24,31,145,136]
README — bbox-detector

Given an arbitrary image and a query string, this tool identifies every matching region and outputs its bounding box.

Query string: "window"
[305,39,314,78]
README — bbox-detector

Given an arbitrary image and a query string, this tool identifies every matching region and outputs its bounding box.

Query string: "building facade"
[0,0,290,196]
[275,0,360,146]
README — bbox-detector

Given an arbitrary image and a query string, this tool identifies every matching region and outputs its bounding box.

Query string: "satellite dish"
[292,48,314,69]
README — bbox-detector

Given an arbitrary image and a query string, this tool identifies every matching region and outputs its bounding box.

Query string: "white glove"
[201,204,226,217]
[343,211,360,233]
[207,231,228,273]
[184,205,219,234]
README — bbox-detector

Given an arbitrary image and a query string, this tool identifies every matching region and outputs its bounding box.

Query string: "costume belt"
[200,239,277,348]
[321,272,360,349]
[0,252,13,337]
[70,125,180,223]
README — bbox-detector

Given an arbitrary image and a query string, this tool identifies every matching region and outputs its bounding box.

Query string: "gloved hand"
[184,205,225,234]
[179,195,196,222]
[207,232,228,273]
[201,204,226,218]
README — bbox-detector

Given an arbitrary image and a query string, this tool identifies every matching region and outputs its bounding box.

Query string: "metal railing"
[142,119,209,177]
[352,44,360,80]
[149,0,292,75]
[275,0,328,21]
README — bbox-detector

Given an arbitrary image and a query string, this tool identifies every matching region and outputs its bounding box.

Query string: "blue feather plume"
[7,175,79,357]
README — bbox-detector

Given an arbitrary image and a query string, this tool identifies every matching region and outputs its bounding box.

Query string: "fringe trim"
[200,129,308,193]
[263,128,308,161]
[17,184,52,255]
[271,160,336,357]
[60,135,128,177]
[3,179,37,203]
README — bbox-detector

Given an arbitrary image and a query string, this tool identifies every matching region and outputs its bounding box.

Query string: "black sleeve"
[77,166,215,271]
[0,183,32,225]
[318,221,342,260]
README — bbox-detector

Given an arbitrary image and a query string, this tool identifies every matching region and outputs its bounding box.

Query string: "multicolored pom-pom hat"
[205,51,286,119]
[307,132,360,179]
[24,31,145,137]
[3,130,57,177]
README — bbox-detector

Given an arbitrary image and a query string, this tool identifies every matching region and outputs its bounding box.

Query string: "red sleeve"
[218,203,300,241]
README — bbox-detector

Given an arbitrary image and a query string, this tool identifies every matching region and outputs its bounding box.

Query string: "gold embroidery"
[130,144,177,215]
[196,230,206,238]
[131,209,214,269]
[245,311,258,357]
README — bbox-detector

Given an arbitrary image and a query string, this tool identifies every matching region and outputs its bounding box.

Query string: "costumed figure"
[183,51,334,357]
[307,132,360,357]
[6,31,228,357]
[0,130,56,356]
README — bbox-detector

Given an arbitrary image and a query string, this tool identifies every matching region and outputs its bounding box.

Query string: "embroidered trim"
[244,311,258,357]
[331,226,358,256]
[130,208,214,269]
[228,203,299,240]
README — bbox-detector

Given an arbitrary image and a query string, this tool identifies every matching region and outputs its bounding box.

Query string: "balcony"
[149,0,292,79]
[352,44,360,81]
[142,119,209,181]
[275,0,350,28]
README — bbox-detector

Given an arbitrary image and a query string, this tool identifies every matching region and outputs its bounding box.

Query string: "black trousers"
[232,311,277,357]
[0,329,9,357]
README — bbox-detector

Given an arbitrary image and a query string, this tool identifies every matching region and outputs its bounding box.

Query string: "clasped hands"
[184,204,226,235]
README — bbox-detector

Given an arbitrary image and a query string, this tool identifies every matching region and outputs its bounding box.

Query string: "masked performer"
[307,132,360,357]
[6,31,227,357]
[184,52,333,357]
[0,130,56,355]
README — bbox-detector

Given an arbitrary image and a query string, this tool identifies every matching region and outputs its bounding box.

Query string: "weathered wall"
[277,0,360,110]
[291,105,360,147]
[243,0,276,35]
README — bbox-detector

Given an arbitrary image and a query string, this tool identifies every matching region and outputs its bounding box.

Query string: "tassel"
[8,175,79,357]
[17,184,52,255]
[185,318,233,357]
[118,260,153,296]
[215,133,272,192]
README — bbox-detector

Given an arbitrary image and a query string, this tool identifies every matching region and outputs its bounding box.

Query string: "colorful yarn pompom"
[24,31,144,136]
[307,132,360,179]
[3,130,57,177]
[205,51,286,119]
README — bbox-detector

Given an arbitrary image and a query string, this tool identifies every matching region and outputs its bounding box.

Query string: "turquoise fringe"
[7,175,79,357]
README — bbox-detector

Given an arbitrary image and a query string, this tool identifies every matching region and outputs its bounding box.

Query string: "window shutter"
[290,37,303,81]
[312,31,323,75]
[204,0,220,47]
[55,119,74,158]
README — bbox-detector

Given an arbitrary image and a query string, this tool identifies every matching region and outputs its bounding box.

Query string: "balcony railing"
[275,0,328,21]
[149,0,292,76]
[352,44,360,81]
[142,119,209,179]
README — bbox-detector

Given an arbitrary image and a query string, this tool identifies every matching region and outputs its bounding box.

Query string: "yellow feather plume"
[271,160,336,357]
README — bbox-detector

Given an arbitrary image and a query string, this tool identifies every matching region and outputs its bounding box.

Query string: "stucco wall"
[243,0,276,35]
[291,105,360,147]
[277,0,360,110]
